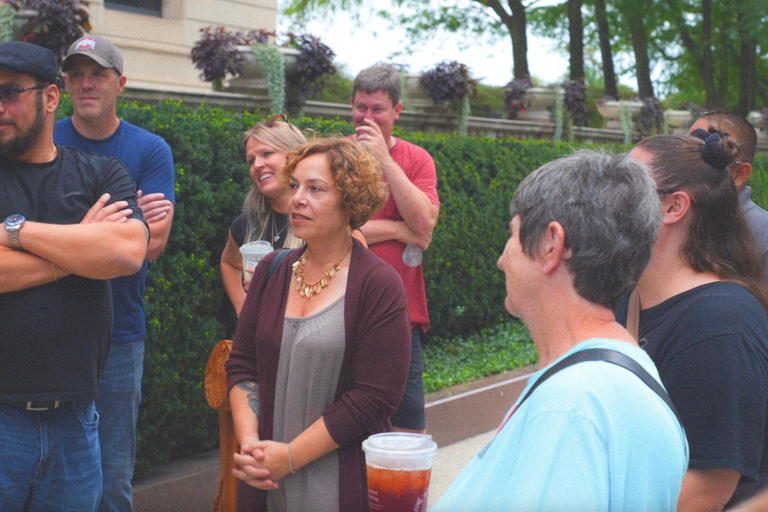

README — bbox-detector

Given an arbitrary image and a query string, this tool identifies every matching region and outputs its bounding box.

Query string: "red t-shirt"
[368,138,439,331]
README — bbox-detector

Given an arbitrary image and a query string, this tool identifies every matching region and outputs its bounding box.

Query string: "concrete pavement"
[428,429,495,508]
[134,366,534,511]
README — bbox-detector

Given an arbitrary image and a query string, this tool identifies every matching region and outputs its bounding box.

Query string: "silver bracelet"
[287,443,296,474]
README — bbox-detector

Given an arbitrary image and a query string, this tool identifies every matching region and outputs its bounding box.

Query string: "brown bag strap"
[626,287,641,341]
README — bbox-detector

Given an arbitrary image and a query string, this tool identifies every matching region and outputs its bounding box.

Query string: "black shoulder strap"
[518,348,681,424]
[267,248,293,281]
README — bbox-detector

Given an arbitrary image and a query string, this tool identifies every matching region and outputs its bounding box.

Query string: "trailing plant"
[553,90,564,142]
[399,69,409,109]
[619,101,634,145]
[0,2,14,43]
[562,78,588,127]
[503,77,532,120]
[639,96,664,137]
[457,94,471,135]
[253,42,285,114]
[8,0,90,63]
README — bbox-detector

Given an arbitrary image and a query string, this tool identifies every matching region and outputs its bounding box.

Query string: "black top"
[230,212,289,249]
[0,146,146,402]
[617,282,768,505]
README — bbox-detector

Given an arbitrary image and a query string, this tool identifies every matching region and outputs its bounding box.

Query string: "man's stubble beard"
[0,91,46,160]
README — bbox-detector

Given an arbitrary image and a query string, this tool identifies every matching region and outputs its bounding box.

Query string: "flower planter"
[663,109,693,131]
[226,45,300,94]
[516,87,563,123]
[405,74,436,111]
[749,111,767,138]
[11,9,36,41]
[597,100,643,130]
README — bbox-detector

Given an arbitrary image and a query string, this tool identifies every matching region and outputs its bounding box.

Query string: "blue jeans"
[97,340,144,512]
[0,400,102,511]
[390,327,427,430]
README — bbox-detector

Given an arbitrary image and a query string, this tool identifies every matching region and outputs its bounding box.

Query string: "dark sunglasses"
[264,113,298,133]
[0,84,48,104]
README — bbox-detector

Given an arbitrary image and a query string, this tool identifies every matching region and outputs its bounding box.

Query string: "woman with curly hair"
[226,138,411,512]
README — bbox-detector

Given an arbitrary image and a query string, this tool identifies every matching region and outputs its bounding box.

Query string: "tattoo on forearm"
[237,380,260,419]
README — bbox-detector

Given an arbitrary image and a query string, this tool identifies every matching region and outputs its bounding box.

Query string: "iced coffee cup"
[239,241,273,281]
[362,432,438,512]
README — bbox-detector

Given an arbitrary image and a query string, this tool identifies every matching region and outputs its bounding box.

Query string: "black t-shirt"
[617,282,768,505]
[0,146,146,402]
[230,212,288,248]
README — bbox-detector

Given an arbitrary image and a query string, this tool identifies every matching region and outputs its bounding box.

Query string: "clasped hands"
[233,440,292,491]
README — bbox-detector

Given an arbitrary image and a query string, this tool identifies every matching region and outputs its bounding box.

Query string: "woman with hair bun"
[617,132,768,511]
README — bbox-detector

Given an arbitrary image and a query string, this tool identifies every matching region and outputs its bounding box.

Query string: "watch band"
[4,214,24,250]
[7,226,21,250]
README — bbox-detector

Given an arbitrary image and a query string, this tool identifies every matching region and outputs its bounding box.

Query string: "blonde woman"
[220,115,307,315]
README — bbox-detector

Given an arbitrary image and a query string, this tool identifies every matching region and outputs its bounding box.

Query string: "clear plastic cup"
[362,433,438,512]
[239,241,273,281]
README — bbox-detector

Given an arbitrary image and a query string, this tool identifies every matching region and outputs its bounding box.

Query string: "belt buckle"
[26,401,59,411]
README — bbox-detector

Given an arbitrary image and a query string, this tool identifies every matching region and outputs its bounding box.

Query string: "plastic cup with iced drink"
[239,241,273,282]
[362,432,438,512]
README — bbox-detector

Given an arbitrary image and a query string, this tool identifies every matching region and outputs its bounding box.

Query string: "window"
[105,0,162,17]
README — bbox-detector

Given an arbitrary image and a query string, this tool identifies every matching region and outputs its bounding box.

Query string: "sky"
[277,2,571,87]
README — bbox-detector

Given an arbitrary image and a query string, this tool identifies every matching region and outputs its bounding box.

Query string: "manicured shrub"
[54,96,768,475]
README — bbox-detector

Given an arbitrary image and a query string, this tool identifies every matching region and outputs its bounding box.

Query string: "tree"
[616,0,655,98]
[660,0,768,111]
[567,0,584,81]
[593,0,617,98]
[284,0,536,80]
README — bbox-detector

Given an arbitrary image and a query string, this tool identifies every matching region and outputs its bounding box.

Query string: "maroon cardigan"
[226,240,411,512]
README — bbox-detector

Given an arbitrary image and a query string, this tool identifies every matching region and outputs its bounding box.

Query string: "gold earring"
[346,225,352,236]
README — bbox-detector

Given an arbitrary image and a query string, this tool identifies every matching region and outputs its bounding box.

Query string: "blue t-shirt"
[432,339,688,512]
[55,118,175,343]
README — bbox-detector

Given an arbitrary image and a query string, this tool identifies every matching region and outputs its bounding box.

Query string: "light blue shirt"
[432,338,688,512]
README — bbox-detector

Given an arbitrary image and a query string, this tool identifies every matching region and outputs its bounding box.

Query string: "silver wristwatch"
[4,214,25,250]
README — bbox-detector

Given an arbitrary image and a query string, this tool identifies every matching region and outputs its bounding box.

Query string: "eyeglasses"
[0,84,47,104]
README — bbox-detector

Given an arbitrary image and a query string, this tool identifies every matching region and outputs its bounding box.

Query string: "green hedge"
[54,98,768,475]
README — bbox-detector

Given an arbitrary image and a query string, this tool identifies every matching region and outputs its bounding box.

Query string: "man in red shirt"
[351,65,440,432]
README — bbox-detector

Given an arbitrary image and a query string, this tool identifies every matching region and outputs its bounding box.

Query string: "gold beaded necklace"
[292,239,353,298]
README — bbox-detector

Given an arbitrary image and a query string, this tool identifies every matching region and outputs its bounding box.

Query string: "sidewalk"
[134,366,533,511]
[428,429,495,508]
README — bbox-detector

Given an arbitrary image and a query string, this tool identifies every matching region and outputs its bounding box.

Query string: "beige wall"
[85,0,277,91]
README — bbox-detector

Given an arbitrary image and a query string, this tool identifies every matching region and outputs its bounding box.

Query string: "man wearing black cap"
[0,41,149,511]
[55,34,175,512]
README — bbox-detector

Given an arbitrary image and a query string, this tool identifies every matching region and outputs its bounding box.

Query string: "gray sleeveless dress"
[267,296,346,512]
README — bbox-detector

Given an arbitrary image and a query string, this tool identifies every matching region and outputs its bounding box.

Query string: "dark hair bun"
[699,131,739,170]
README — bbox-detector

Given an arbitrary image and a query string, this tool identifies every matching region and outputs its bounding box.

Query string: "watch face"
[5,214,25,227]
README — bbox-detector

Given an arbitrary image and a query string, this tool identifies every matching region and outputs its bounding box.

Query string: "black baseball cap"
[0,41,59,84]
